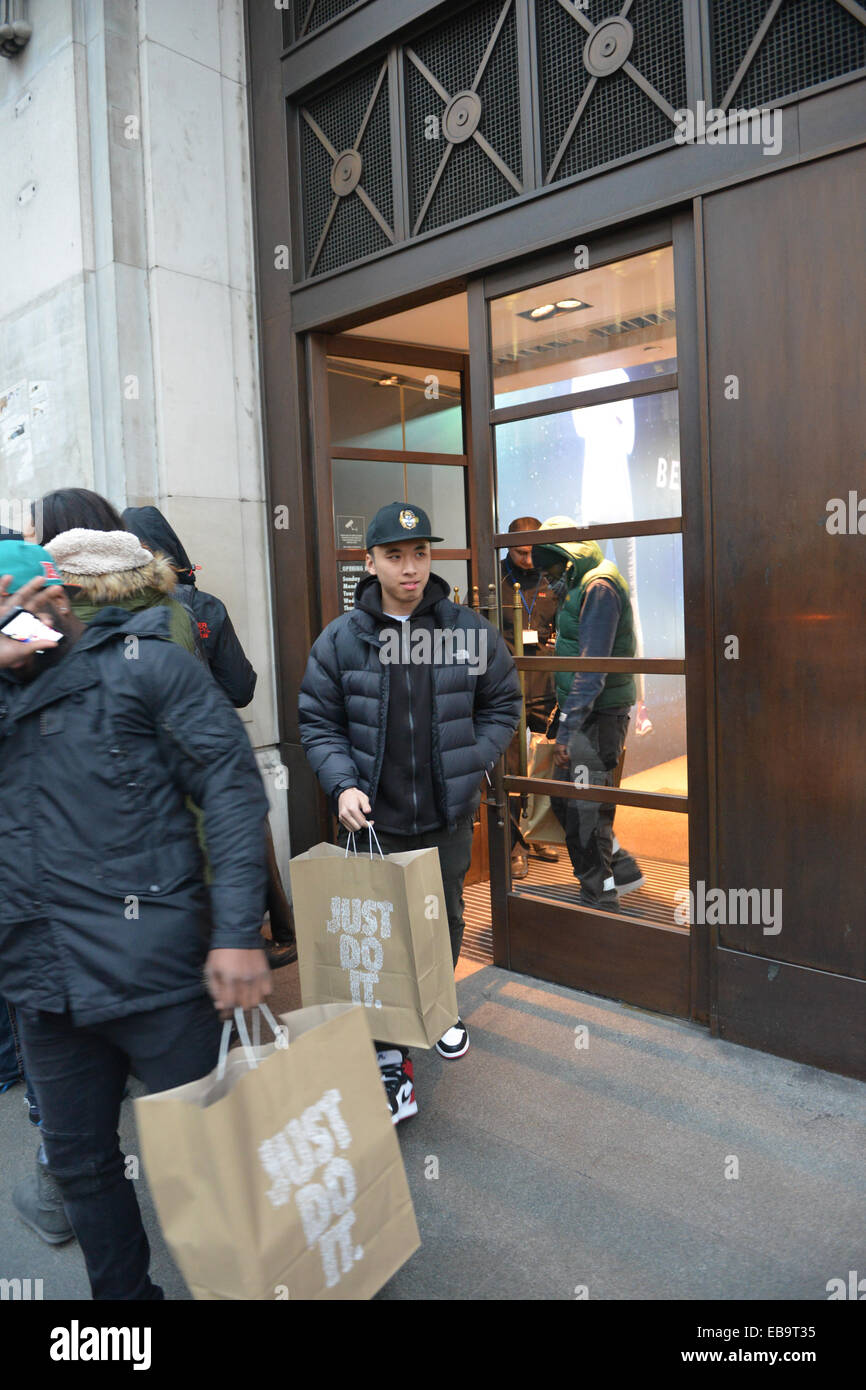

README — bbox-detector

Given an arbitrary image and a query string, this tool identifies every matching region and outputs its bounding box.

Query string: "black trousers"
[337,815,475,968]
[17,994,221,1300]
[337,815,475,1054]
[550,709,630,898]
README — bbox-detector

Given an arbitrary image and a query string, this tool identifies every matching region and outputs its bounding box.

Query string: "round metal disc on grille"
[442,90,482,144]
[583,17,634,77]
[330,150,362,197]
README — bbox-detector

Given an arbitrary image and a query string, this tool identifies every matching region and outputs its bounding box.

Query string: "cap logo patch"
[41,560,60,580]
[399,509,419,530]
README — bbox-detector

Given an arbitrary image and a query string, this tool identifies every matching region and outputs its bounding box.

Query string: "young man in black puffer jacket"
[298,502,521,1123]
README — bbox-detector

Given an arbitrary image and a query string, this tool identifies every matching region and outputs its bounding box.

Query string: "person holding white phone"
[0,539,272,1299]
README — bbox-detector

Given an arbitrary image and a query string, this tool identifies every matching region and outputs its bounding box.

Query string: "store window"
[328,358,463,453]
[490,245,687,927]
[327,351,470,613]
[490,247,676,409]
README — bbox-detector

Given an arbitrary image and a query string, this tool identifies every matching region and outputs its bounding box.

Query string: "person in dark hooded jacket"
[0,539,271,1300]
[299,502,521,1124]
[123,506,256,708]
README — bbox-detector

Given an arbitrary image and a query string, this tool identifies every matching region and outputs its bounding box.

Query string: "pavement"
[2,959,865,1301]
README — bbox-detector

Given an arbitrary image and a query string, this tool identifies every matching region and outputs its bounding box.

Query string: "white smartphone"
[0,608,63,644]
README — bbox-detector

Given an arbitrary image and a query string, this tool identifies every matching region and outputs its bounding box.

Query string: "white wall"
[0,0,289,871]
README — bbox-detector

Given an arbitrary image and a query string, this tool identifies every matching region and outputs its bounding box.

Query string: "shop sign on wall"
[338,562,367,613]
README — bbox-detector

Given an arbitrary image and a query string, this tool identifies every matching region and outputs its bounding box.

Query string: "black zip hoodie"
[355,572,448,835]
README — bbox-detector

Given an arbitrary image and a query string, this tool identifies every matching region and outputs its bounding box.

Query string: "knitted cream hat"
[47,528,154,576]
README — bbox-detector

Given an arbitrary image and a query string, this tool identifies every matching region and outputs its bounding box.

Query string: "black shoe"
[13,1160,75,1245]
[578,883,621,913]
[611,848,645,895]
[528,842,559,863]
[265,942,297,970]
[265,903,297,950]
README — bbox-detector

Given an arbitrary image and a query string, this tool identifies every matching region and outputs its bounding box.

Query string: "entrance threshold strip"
[461,856,690,965]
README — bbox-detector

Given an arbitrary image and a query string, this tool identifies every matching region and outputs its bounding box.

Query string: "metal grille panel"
[405,0,522,236]
[536,0,686,184]
[629,0,688,111]
[300,61,393,276]
[711,0,866,108]
[292,0,362,41]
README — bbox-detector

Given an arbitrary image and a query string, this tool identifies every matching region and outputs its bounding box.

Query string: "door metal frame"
[467,212,710,1021]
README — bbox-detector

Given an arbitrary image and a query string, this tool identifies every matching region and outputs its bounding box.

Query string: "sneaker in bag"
[435,1019,469,1060]
[377,1050,418,1126]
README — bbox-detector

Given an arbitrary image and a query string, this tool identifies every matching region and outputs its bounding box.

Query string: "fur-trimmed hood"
[58,551,178,603]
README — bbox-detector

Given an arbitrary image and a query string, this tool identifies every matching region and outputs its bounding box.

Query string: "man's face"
[366,539,432,612]
[508,545,534,571]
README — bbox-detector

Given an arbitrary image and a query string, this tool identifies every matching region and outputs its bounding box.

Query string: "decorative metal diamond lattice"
[710,0,866,111]
[300,59,395,276]
[538,0,686,184]
[405,0,523,237]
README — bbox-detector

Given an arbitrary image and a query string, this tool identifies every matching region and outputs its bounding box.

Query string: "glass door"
[484,241,693,1017]
[308,334,472,624]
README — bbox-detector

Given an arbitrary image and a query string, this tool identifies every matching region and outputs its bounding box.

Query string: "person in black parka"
[122,506,257,708]
[0,540,271,1300]
[298,502,521,1125]
[122,507,295,956]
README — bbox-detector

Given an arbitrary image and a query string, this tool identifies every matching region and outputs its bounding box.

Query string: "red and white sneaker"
[377,1049,418,1125]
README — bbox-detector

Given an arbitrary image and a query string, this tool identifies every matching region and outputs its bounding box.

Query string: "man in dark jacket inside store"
[500,516,560,879]
[298,502,521,1123]
[532,517,645,913]
[0,539,271,1300]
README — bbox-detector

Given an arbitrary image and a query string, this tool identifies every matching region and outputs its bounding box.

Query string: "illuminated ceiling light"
[517,299,592,321]
[376,375,399,386]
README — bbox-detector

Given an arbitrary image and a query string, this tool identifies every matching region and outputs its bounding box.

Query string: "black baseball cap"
[365,502,443,550]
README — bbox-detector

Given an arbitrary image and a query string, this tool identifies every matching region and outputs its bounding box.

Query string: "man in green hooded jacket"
[532,517,644,911]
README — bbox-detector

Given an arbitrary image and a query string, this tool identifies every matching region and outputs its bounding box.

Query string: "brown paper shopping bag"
[518,732,566,845]
[134,1002,420,1300]
[290,831,459,1048]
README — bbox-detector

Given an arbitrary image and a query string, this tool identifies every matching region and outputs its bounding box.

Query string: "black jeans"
[17,994,221,1300]
[337,816,475,1053]
[551,710,630,898]
[0,995,20,1085]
